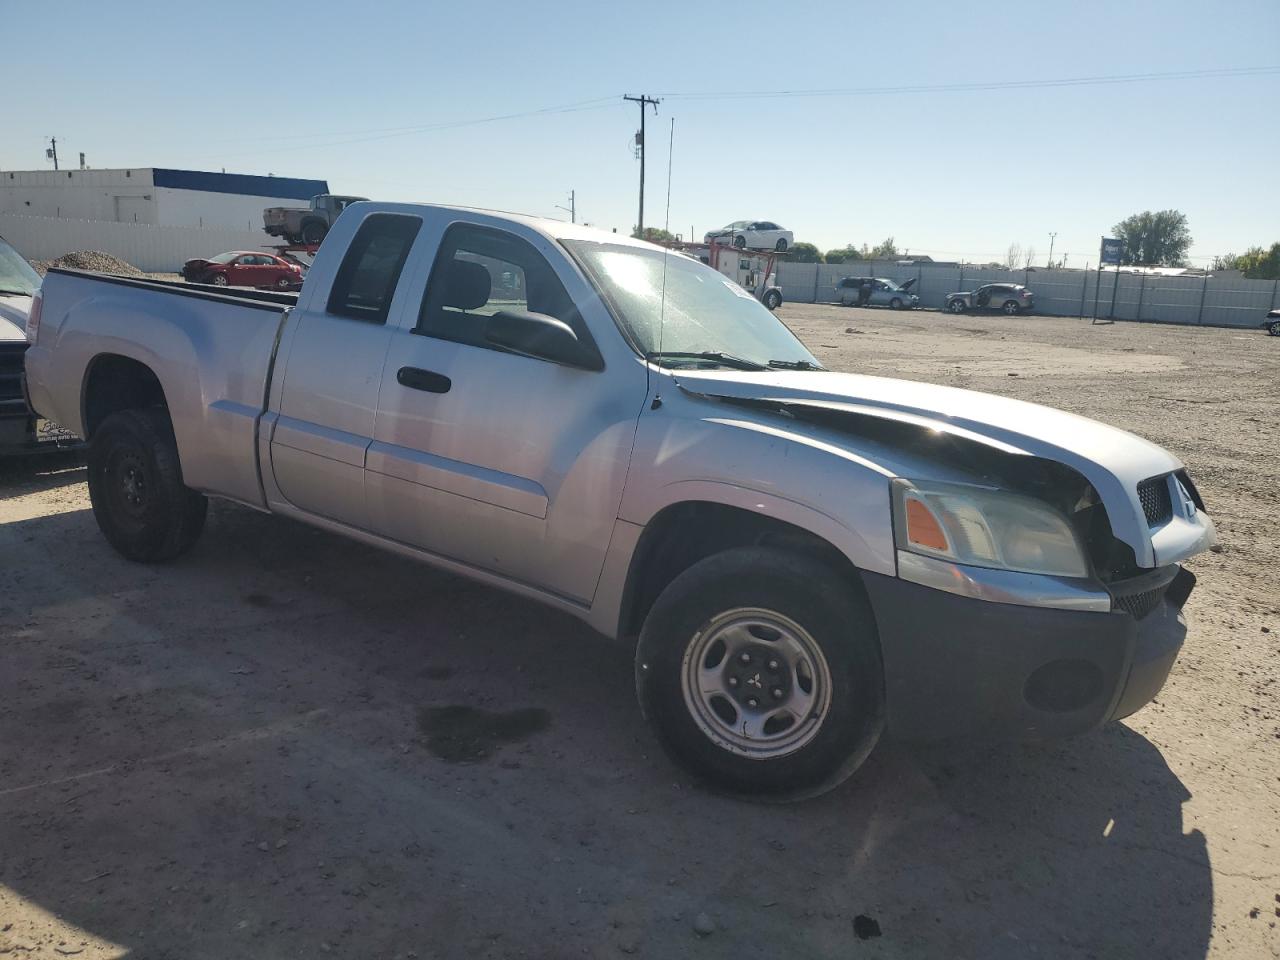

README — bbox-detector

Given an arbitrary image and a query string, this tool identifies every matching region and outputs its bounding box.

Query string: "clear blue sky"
[5,0,1278,265]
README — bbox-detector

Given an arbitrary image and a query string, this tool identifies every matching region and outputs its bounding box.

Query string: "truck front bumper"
[862,567,1193,742]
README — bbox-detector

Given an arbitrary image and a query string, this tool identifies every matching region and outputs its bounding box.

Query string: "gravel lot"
[2,304,1277,959]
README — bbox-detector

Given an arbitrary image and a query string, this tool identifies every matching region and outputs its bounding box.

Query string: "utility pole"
[555,189,576,223]
[46,137,59,171]
[1047,232,1057,269]
[623,94,660,236]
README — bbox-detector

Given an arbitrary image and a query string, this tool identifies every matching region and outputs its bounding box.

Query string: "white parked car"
[703,221,794,252]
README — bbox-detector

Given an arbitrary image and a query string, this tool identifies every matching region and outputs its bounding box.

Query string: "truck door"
[366,220,647,603]
[268,212,423,527]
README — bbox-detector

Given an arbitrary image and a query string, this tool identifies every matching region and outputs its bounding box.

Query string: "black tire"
[275,275,292,290]
[635,547,884,800]
[734,235,747,249]
[1268,320,1280,336]
[763,290,782,311]
[948,299,966,314]
[210,273,229,286]
[775,238,788,252]
[1003,300,1020,315]
[301,221,326,245]
[890,297,903,310]
[87,408,207,563]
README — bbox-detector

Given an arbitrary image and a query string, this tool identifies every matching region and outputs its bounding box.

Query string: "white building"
[0,167,332,271]
[0,167,329,232]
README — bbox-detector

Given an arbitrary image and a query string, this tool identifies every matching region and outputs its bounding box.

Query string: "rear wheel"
[1268,320,1280,336]
[276,276,292,290]
[734,235,747,249]
[301,221,326,245]
[635,547,884,800]
[763,290,782,311]
[948,299,966,314]
[775,238,788,252]
[1003,300,1021,314]
[87,409,207,563]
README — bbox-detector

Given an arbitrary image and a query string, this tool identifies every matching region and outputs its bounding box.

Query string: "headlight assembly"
[891,478,1089,578]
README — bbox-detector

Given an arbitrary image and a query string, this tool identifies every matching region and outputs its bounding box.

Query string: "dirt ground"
[2,305,1277,959]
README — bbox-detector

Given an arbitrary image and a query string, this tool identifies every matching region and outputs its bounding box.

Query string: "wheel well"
[81,354,167,438]
[618,501,866,642]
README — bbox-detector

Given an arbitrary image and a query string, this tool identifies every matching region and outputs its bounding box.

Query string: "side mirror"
[484,310,601,370]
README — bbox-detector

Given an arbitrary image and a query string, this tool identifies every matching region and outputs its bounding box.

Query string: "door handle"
[397,366,451,394]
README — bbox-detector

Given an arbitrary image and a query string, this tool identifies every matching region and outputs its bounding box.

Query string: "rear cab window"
[326,213,422,323]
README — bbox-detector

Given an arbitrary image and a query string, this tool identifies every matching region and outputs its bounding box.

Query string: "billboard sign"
[1100,237,1124,265]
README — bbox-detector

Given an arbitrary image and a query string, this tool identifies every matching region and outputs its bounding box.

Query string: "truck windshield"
[565,241,818,370]
[0,238,41,297]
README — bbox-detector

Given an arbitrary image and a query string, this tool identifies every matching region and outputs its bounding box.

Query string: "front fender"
[618,403,897,577]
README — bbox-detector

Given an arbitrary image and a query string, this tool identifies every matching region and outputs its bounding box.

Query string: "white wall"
[0,168,156,222]
[0,213,283,273]
[152,187,305,231]
[0,169,312,230]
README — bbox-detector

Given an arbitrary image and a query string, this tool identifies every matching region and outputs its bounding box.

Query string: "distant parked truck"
[263,194,367,245]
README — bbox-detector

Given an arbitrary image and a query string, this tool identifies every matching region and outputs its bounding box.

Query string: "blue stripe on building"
[152,169,328,201]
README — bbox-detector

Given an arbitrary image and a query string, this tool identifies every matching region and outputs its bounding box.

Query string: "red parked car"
[181,251,302,289]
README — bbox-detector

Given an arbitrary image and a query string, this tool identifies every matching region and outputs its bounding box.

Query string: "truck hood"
[0,293,30,341]
[672,368,1210,568]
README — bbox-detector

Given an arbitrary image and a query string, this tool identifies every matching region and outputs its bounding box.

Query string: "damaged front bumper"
[863,565,1195,742]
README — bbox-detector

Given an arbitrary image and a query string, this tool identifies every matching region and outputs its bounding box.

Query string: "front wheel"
[1003,300,1021,314]
[1268,319,1280,336]
[635,547,884,800]
[762,290,782,311]
[734,235,747,249]
[948,299,966,314]
[87,409,207,563]
[210,273,229,287]
[775,238,788,252]
[890,297,903,310]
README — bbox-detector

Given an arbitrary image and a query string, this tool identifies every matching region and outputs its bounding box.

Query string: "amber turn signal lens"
[905,497,949,552]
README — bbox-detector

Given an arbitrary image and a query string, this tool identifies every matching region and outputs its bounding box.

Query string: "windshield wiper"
[767,359,825,371]
[0,288,33,297]
[646,351,768,371]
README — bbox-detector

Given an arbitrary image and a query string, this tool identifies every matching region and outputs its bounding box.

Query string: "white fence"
[0,213,278,273]
[778,260,1280,329]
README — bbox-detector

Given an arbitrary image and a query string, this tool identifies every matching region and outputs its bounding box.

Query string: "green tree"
[787,241,823,263]
[1212,253,1240,271]
[632,226,676,244]
[868,237,898,259]
[1234,243,1280,280]
[825,244,866,264]
[1112,210,1192,266]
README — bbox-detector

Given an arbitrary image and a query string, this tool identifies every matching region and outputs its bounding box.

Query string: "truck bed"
[26,268,296,508]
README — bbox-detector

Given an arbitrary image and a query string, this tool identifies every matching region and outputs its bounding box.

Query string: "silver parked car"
[946,283,1035,315]
[836,276,919,309]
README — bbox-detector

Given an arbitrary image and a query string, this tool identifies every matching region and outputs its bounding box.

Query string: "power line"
[657,65,1280,102]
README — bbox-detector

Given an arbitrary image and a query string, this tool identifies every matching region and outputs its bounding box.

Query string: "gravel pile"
[31,251,145,277]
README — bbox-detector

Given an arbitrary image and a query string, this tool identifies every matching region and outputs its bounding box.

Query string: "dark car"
[182,251,303,289]
[1263,308,1280,336]
[946,283,1035,315]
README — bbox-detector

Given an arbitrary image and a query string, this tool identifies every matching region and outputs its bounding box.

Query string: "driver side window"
[415,224,577,351]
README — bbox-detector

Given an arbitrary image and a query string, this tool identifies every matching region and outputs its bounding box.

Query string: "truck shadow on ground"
[0,449,85,496]
[0,502,1212,959]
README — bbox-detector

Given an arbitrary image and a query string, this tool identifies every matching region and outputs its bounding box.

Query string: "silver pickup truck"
[24,202,1217,798]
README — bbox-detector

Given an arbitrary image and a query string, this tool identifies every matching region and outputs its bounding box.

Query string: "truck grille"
[0,342,29,417]
[1108,565,1180,620]
[1114,587,1167,620]
[1137,476,1172,526]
